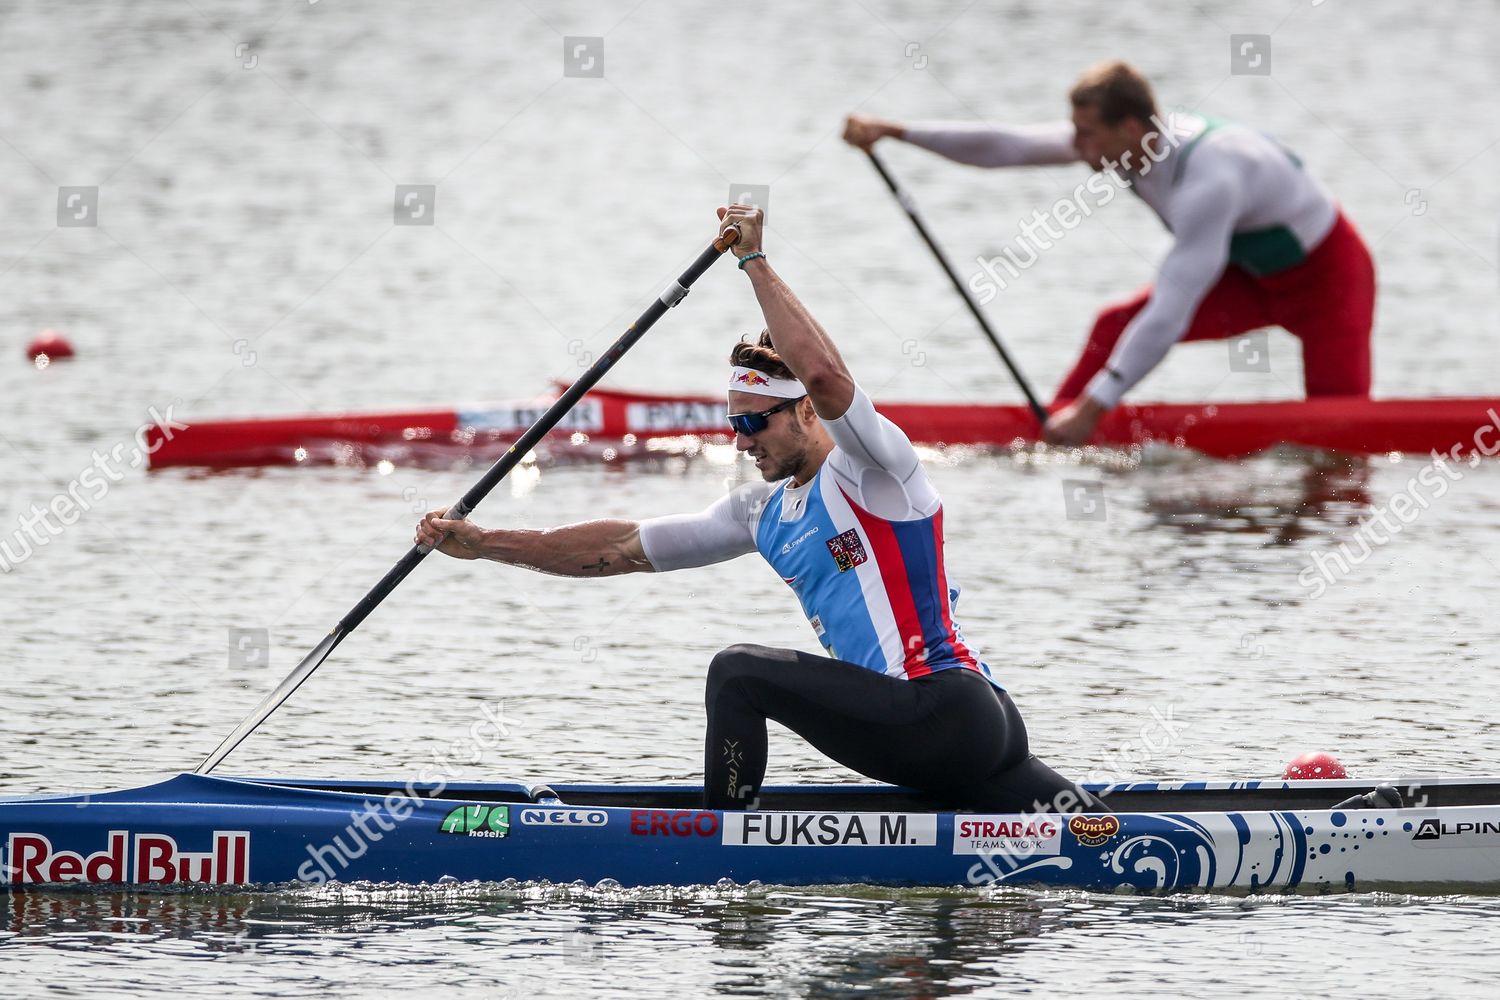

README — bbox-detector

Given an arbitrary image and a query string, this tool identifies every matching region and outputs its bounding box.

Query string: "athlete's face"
[729,391,814,482]
[1071,104,1147,172]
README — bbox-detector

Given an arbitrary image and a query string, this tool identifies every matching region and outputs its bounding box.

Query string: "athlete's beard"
[761,447,808,482]
[758,421,809,482]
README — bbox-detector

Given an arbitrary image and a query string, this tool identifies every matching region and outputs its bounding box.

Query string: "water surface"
[2,1,1497,996]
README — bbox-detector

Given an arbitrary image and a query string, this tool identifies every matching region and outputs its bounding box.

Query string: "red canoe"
[144,385,1500,469]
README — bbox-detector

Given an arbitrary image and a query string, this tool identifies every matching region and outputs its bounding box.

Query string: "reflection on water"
[1136,451,1373,544]
[5,883,1500,997]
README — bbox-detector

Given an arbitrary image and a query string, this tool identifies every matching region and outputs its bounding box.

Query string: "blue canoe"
[3,773,1498,893]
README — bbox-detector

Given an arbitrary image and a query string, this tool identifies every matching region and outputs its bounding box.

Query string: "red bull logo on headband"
[728,366,806,399]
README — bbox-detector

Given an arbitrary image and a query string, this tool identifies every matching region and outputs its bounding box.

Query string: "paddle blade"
[195,628,344,774]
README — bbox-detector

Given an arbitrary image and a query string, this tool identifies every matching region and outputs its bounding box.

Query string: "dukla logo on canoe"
[1068,815,1120,848]
[439,804,510,839]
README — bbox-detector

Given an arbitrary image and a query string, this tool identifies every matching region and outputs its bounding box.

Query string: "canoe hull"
[4,774,1497,893]
[144,387,1500,468]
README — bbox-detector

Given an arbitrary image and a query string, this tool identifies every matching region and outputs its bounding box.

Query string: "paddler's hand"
[842,113,903,151]
[415,508,487,560]
[1043,397,1108,447]
[717,204,763,257]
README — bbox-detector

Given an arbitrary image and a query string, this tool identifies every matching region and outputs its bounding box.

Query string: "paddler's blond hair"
[1069,60,1159,126]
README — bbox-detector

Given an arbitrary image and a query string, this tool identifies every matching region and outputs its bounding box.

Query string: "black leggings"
[703,643,1100,813]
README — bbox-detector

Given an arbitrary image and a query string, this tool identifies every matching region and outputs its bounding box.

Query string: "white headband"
[728,366,806,399]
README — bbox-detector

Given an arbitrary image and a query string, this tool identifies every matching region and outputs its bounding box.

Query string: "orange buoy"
[27,329,75,367]
[1283,752,1348,780]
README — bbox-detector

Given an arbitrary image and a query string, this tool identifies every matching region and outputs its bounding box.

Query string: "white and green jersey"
[903,112,1338,407]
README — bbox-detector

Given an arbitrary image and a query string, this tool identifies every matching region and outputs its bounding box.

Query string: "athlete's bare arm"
[718,205,855,421]
[415,510,653,576]
[418,479,765,576]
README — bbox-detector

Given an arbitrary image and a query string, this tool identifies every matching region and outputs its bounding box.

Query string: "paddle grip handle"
[713,222,742,254]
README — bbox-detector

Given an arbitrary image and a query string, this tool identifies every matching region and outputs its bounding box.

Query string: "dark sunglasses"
[727,395,804,436]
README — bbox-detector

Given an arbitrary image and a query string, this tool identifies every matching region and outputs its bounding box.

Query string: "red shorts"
[1053,211,1375,404]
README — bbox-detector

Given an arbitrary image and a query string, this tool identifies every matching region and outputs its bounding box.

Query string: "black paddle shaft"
[339,234,735,634]
[196,228,739,775]
[864,149,1050,426]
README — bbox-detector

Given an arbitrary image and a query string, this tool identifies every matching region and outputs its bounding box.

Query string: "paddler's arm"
[718,205,854,420]
[1044,168,1240,445]
[415,511,654,576]
[416,482,767,576]
[843,113,1079,167]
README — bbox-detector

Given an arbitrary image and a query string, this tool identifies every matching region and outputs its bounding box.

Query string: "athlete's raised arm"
[718,205,855,421]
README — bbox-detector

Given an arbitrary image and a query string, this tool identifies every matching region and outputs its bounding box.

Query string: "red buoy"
[1284,752,1347,780]
[26,329,75,367]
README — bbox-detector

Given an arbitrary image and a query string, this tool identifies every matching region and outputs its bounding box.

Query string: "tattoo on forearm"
[581,557,610,573]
